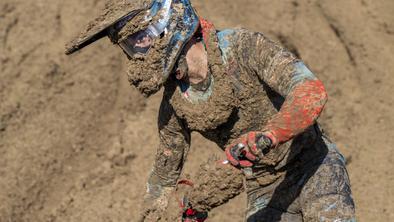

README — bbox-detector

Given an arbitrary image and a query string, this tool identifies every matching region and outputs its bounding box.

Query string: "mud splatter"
[166,24,238,132]
[65,0,151,54]
[186,157,244,212]
[150,157,244,221]
[126,35,169,97]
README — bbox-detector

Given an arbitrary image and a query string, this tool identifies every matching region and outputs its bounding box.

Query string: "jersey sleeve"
[149,98,191,187]
[236,30,328,145]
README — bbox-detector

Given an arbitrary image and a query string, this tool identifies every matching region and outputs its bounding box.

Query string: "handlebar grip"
[256,136,272,154]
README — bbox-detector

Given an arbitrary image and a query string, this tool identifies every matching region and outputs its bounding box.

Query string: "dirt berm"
[0,0,393,221]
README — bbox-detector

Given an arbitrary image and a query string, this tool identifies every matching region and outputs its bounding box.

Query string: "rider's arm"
[140,98,191,220]
[148,97,191,188]
[238,30,328,146]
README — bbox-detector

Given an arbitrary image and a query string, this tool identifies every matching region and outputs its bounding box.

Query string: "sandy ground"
[0,0,393,221]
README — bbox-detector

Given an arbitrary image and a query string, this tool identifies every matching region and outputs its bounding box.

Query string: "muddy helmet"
[66,0,200,85]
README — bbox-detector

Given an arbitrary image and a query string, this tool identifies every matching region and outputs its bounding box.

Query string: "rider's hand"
[225,131,276,168]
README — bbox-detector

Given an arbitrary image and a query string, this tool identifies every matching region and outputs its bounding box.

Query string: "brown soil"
[0,0,393,222]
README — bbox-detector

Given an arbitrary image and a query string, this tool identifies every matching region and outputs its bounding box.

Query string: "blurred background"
[0,0,393,221]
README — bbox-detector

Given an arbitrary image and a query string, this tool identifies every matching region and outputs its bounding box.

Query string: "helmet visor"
[119,30,154,56]
[117,0,172,57]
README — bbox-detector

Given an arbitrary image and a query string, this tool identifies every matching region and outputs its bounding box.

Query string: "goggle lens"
[117,0,172,57]
[119,30,153,56]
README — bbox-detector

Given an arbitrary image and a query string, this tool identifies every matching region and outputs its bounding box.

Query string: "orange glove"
[225,131,276,168]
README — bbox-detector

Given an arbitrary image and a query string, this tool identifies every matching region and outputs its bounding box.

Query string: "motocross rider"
[65,0,356,221]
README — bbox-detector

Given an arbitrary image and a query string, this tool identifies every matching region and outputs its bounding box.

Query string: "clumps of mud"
[124,3,193,98]
[65,0,151,55]
[152,157,244,221]
[126,36,168,97]
[167,26,238,132]
[187,157,244,212]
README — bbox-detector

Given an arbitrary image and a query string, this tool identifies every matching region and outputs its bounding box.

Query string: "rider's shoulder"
[217,28,246,42]
[216,28,248,56]
[217,28,269,47]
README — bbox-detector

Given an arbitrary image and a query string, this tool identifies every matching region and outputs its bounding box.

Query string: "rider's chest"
[167,67,279,134]
[168,73,237,132]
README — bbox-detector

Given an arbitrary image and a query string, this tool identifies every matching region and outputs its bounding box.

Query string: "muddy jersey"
[149,24,327,188]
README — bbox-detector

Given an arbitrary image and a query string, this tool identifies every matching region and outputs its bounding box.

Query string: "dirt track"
[0,0,393,221]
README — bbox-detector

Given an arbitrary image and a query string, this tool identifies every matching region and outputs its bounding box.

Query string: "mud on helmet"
[65,0,200,96]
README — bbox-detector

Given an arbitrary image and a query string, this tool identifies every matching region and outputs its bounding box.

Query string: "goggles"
[116,0,172,57]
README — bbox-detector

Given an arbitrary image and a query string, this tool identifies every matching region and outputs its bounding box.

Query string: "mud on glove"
[177,179,208,222]
[182,203,208,222]
[225,131,277,168]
